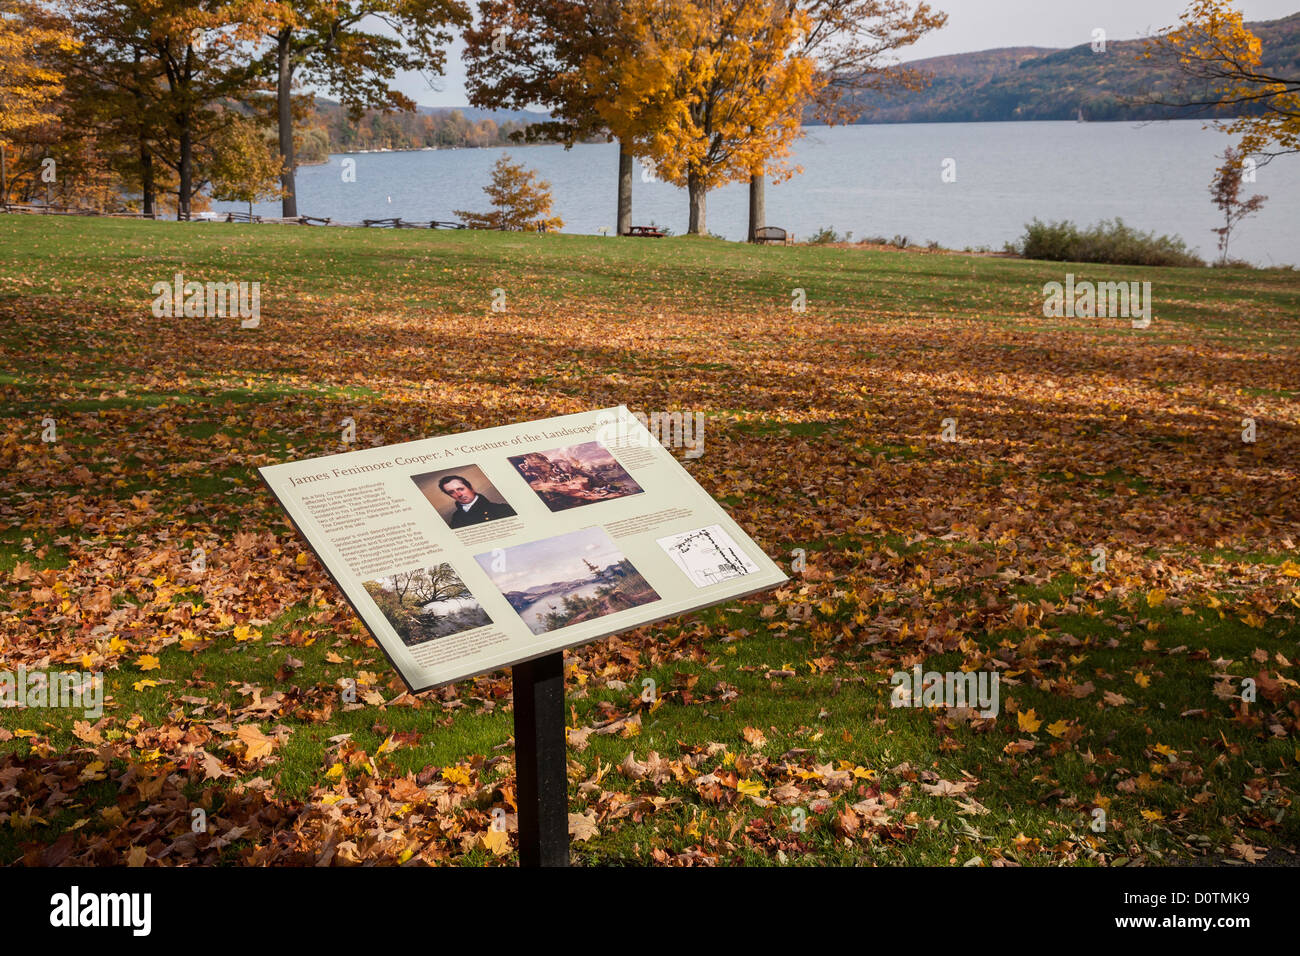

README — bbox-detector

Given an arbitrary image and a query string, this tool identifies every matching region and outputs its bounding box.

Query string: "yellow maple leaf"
[1134,672,1152,688]
[1154,743,1177,758]
[233,624,261,642]
[1147,589,1167,608]
[1046,719,1070,739]
[442,766,472,786]
[1017,709,1042,733]
[136,654,160,671]
[237,724,275,761]
[736,779,765,800]
[133,679,159,692]
[479,828,511,856]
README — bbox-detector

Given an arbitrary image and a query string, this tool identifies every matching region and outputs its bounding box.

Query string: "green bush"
[1015,218,1204,268]
[808,226,844,245]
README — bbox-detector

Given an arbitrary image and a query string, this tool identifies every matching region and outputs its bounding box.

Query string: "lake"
[214,120,1299,266]
[518,581,609,634]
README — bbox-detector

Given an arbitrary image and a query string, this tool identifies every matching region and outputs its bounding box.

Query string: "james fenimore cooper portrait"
[411,465,518,530]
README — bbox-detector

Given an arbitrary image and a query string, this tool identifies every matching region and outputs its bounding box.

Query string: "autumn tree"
[586,0,820,235]
[0,0,76,135]
[55,0,172,214]
[462,0,639,234]
[454,152,564,231]
[0,1,160,212]
[262,0,469,217]
[151,0,279,220]
[1145,0,1300,166]
[59,0,276,219]
[744,0,946,239]
[208,111,284,218]
[1209,146,1266,263]
[0,0,78,200]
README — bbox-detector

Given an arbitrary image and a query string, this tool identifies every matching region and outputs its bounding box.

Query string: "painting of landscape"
[508,441,644,512]
[474,527,660,635]
[363,565,492,647]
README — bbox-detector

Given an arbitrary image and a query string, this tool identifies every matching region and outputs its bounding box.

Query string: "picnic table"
[625,225,665,238]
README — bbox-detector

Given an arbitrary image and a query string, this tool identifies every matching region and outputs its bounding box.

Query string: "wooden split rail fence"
[0,203,466,230]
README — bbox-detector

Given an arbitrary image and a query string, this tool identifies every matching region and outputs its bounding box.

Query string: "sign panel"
[259,407,787,691]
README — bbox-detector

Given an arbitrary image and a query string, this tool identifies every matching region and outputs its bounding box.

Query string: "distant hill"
[828,13,1300,124]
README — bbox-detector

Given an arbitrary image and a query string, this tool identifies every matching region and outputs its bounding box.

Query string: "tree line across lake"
[299,102,535,164]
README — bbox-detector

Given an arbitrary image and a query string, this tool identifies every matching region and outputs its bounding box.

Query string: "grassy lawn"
[0,214,1297,866]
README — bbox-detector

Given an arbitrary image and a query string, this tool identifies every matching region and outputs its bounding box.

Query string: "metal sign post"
[512,651,570,867]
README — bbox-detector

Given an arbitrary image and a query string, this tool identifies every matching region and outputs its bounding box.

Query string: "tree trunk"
[276,31,297,218]
[616,144,632,236]
[133,47,153,217]
[748,174,765,242]
[178,121,192,220]
[140,145,153,217]
[687,171,706,235]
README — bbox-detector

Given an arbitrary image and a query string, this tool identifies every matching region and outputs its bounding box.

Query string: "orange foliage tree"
[454,152,564,231]
[584,0,821,235]
[0,0,77,141]
[739,0,948,238]
[1146,0,1300,166]
[0,0,79,200]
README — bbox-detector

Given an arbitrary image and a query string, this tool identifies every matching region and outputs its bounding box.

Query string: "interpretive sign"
[259,406,787,691]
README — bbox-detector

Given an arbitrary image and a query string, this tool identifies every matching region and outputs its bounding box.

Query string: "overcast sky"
[360,1,1300,109]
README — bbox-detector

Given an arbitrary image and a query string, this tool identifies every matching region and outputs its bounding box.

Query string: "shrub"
[454,153,564,231]
[1014,218,1203,268]
[808,226,843,245]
